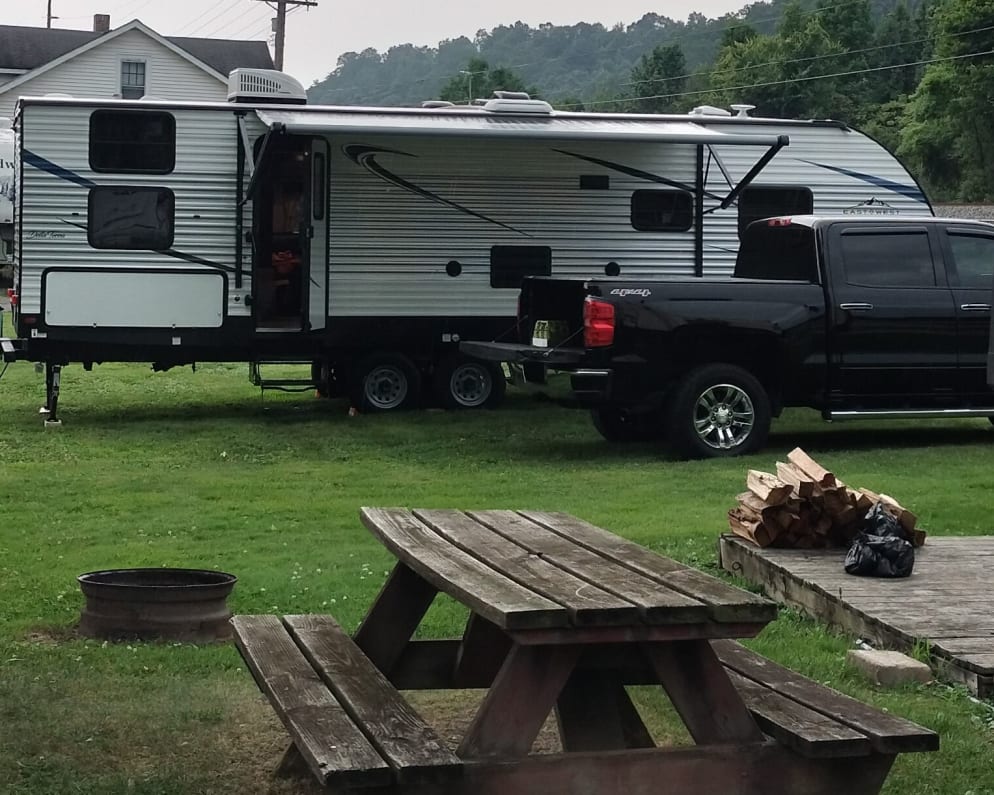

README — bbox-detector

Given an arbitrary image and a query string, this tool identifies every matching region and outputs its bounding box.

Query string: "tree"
[628,44,688,112]
[438,58,537,104]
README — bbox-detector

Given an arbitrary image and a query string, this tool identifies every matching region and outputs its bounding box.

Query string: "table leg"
[274,744,308,778]
[556,670,655,751]
[643,639,765,744]
[353,561,438,675]
[454,614,512,688]
[458,643,581,759]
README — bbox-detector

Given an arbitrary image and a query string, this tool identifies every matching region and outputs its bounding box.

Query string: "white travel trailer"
[2,69,933,420]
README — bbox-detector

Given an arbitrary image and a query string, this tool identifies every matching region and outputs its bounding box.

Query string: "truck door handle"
[960,303,991,311]
[839,303,873,311]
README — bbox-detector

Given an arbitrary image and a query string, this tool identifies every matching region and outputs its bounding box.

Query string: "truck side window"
[630,190,693,232]
[738,186,813,238]
[89,110,176,174]
[841,231,935,287]
[946,233,994,288]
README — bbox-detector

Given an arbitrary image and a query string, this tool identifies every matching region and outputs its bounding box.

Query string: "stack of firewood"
[727,447,926,549]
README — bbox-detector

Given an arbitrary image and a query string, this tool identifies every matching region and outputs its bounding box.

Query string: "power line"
[250,0,317,70]
[204,6,273,39]
[176,0,243,37]
[558,47,994,109]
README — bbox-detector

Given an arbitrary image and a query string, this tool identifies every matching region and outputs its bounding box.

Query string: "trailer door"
[308,138,329,332]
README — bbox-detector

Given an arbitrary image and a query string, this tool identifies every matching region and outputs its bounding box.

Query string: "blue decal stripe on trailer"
[343,144,529,236]
[798,159,928,203]
[23,149,96,189]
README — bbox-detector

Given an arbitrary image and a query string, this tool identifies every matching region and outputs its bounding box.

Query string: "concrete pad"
[847,649,932,687]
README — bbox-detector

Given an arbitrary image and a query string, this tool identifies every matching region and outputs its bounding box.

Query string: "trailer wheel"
[667,364,770,459]
[350,353,421,412]
[590,407,665,443]
[433,355,506,409]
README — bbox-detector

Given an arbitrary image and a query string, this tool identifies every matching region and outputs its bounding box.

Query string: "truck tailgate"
[460,340,585,366]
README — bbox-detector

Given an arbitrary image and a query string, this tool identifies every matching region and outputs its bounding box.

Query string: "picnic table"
[233,508,937,794]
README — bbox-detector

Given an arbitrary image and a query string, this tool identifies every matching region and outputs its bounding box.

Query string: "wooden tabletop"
[360,508,776,636]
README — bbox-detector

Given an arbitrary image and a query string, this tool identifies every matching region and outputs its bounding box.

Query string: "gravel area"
[934,203,994,220]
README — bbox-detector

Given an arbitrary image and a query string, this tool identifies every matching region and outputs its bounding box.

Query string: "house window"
[89,110,175,174]
[121,60,146,99]
[738,186,814,237]
[630,190,694,232]
[88,186,175,250]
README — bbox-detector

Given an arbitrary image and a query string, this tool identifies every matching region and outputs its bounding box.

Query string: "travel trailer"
[1,69,933,421]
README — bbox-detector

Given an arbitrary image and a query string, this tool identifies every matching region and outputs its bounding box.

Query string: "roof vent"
[422,100,456,109]
[730,104,756,118]
[689,105,732,117]
[483,91,553,115]
[227,69,307,105]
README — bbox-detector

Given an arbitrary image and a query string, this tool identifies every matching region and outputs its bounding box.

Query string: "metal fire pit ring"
[77,568,237,642]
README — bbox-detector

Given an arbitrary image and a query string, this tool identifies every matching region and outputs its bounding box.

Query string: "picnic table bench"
[232,508,938,794]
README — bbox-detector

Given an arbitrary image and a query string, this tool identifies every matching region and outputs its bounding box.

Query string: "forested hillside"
[309,0,994,200]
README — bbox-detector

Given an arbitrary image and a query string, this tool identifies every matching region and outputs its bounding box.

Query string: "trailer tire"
[667,364,770,459]
[433,355,506,409]
[590,407,665,443]
[350,353,421,412]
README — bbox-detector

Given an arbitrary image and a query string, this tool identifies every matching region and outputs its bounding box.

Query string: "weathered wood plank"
[415,509,639,626]
[520,510,776,624]
[230,615,392,788]
[285,614,462,784]
[555,671,655,751]
[360,507,567,630]
[713,640,939,753]
[726,671,870,758]
[438,744,896,795]
[468,509,710,625]
[454,614,513,688]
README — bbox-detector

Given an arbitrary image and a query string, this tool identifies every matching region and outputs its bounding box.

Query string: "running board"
[249,361,316,391]
[826,408,994,421]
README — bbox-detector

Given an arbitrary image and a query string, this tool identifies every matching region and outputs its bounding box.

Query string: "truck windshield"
[734,223,818,282]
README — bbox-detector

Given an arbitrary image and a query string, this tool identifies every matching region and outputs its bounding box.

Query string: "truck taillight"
[6,289,17,306]
[583,297,615,348]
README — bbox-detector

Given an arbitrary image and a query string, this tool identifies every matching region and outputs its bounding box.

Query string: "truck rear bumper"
[570,369,613,403]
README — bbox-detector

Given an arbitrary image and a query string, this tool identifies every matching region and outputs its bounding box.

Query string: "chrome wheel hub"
[693,383,755,450]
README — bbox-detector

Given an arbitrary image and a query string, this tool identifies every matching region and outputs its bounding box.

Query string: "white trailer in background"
[0,122,13,276]
[1,70,933,422]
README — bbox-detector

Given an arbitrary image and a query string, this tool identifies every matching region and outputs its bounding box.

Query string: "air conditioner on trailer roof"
[227,69,307,104]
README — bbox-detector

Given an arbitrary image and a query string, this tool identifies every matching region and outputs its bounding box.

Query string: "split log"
[786,447,838,489]
[775,461,816,499]
[728,507,778,547]
[746,470,793,506]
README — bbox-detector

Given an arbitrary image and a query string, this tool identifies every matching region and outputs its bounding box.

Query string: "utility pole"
[46,0,58,28]
[252,0,318,71]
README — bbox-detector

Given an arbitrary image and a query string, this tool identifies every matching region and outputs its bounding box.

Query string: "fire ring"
[77,568,237,642]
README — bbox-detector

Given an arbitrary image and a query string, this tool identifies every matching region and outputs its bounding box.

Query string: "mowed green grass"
[0,348,993,794]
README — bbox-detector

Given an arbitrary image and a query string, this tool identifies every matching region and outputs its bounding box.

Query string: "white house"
[0,15,272,272]
[0,16,274,118]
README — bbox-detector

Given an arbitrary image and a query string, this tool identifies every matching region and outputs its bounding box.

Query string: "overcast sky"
[8,1,747,86]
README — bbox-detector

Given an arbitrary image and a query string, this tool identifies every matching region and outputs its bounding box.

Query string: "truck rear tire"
[350,353,421,412]
[590,407,665,443]
[667,364,770,459]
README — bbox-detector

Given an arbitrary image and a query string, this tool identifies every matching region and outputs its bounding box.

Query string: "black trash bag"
[863,502,909,541]
[845,531,915,578]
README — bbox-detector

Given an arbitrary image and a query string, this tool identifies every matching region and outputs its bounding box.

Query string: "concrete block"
[847,649,932,687]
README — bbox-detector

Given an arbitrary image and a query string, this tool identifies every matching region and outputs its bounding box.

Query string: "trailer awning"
[254,107,789,148]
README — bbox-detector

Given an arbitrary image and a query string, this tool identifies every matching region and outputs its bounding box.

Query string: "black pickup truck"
[462,215,994,458]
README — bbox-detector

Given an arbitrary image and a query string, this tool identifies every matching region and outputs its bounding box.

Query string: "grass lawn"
[1,350,993,794]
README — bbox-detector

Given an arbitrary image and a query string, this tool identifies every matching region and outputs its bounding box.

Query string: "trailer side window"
[88,186,175,250]
[89,110,175,174]
[490,246,552,288]
[630,190,693,232]
[738,186,813,237]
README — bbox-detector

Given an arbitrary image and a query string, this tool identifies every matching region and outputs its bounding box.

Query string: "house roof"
[0,22,273,75]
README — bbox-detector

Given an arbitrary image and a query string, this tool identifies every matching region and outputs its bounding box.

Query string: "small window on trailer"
[630,190,693,232]
[88,186,175,250]
[89,110,175,174]
[120,60,146,99]
[737,186,813,237]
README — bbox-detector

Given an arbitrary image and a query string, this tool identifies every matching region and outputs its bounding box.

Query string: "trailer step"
[249,361,317,392]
